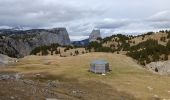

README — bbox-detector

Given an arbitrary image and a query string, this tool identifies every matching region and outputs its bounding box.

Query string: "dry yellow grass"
[103,32,169,50]
[37,47,87,57]
[2,52,170,99]
[131,32,168,46]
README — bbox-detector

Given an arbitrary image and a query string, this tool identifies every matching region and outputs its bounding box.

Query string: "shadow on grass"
[25,72,79,82]
[0,70,18,74]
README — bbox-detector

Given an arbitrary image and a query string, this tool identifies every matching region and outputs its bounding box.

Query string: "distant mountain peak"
[89,29,101,42]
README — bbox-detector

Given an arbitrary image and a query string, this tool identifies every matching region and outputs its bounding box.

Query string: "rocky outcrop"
[0,28,71,58]
[146,61,170,75]
[89,29,101,42]
[0,54,17,66]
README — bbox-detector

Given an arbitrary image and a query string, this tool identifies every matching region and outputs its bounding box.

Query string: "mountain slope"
[85,30,170,66]
[71,39,89,47]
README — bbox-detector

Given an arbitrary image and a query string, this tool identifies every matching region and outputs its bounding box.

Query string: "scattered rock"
[147,86,153,91]
[126,82,131,85]
[15,73,23,80]
[72,90,77,94]
[102,73,106,76]
[168,91,170,93]
[146,61,170,75]
[0,75,10,80]
[0,73,23,81]
[0,54,18,66]
[35,73,41,77]
[46,80,59,88]
[23,79,35,85]
[46,98,58,100]
[10,96,15,99]
[153,94,159,98]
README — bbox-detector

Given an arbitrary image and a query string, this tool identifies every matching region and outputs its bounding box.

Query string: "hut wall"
[105,63,110,71]
[94,64,106,73]
[90,64,95,72]
[90,62,110,74]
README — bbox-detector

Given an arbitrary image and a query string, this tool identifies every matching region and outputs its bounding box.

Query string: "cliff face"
[71,29,101,46]
[89,30,101,42]
[0,28,71,58]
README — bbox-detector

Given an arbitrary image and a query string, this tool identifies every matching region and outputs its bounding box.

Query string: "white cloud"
[95,18,131,29]
[148,11,170,22]
[0,0,170,37]
[70,36,89,41]
[0,26,12,29]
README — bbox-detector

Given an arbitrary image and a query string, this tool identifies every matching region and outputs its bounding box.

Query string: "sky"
[0,0,170,41]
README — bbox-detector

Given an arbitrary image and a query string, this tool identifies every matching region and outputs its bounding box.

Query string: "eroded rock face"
[0,54,17,66]
[146,61,170,75]
[0,28,71,58]
[89,29,101,42]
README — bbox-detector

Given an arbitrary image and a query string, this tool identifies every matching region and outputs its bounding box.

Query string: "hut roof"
[91,59,108,65]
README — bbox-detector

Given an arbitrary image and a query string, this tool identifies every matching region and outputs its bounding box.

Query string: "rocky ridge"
[0,28,71,58]
[89,29,101,42]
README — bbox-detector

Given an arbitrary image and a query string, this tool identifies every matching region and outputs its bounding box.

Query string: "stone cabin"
[89,60,111,74]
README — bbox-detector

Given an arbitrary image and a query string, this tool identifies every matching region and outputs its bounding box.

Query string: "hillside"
[86,30,170,65]
[1,53,170,99]
[102,31,170,48]
[28,30,170,71]
[30,43,87,57]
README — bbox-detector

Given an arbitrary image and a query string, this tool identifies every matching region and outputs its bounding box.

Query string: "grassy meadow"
[1,52,170,99]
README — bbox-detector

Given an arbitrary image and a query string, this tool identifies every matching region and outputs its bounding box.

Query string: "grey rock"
[15,73,22,80]
[0,54,17,66]
[0,74,23,80]
[10,96,15,99]
[46,98,58,100]
[0,75,10,80]
[47,80,59,88]
[0,28,71,58]
[23,80,35,85]
[89,29,101,42]
[146,60,170,75]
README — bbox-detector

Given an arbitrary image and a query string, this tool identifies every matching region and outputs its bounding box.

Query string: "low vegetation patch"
[127,39,170,65]
[30,43,61,55]
[28,73,78,82]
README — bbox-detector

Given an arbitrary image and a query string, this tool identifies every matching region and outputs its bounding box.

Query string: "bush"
[160,37,166,42]
[75,50,79,55]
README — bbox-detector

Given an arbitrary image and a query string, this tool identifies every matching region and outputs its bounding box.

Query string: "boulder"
[146,60,170,75]
[0,54,17,66]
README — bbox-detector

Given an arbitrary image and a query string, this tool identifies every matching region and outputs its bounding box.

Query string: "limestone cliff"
[89,29,101,42]
[0,28,71,58]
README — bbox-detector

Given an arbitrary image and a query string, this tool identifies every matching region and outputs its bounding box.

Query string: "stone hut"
[90,60,110,74]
